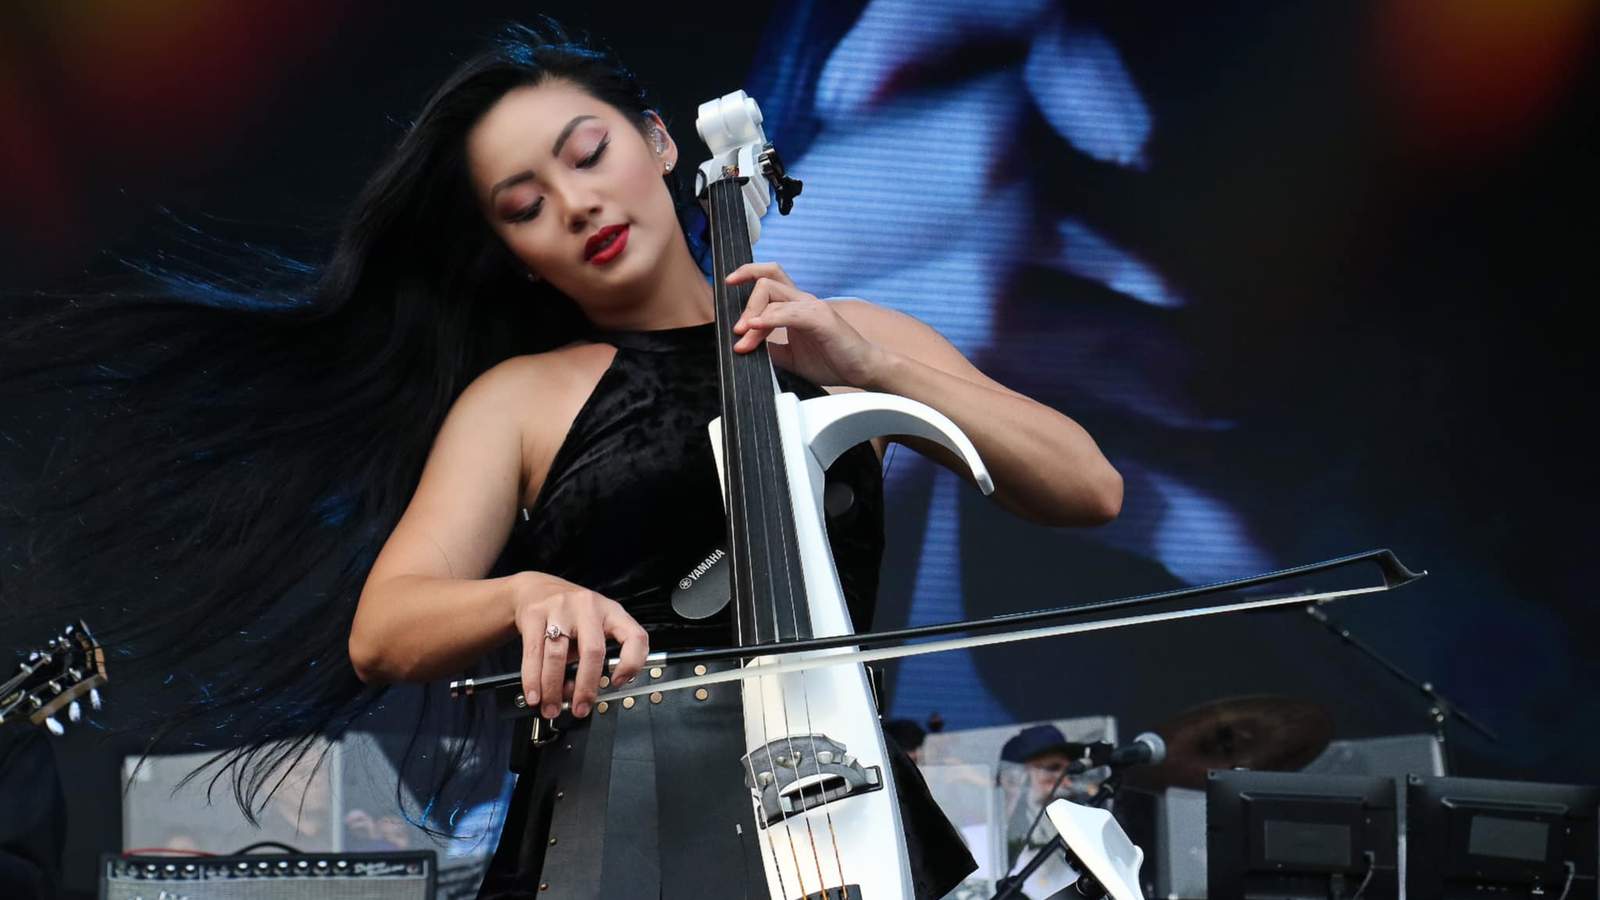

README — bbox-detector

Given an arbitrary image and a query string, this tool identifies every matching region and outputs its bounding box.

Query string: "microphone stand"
[993,762,1084,900]
[1303,603,1499,773]
[995,836,1102,900]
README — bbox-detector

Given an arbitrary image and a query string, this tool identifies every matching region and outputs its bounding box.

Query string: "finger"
[605,609,650,687]
[735,277,789,338]
[570,610,607,718]
[539,615,570,719]
[738,282,806,352]
[734,320,774,353]
[723,261,794,289]
[747,298,811,334]
[519,607,547,710]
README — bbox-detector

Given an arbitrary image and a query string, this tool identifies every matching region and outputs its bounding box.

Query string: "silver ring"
[544,623,567,642]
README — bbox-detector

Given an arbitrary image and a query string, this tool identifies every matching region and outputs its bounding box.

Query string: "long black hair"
[0,18,701,825]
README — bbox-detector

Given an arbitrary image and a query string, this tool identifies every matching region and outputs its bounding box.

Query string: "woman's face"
[466,80,680,314]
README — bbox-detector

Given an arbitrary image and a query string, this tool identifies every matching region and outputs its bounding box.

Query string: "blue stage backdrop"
[2,0,1594,795]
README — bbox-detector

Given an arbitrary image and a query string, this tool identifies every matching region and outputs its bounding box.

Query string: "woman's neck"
[584,236,715,332]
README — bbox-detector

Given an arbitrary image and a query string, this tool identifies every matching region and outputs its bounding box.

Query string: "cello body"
[696,90,993,900]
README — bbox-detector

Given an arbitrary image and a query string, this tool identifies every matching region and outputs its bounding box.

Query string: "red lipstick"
[585,224,629,265]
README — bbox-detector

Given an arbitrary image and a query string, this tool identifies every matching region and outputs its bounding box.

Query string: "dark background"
[2,0,1596,893]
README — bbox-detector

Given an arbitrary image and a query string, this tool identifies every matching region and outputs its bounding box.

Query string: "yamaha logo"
[680,548,725,589]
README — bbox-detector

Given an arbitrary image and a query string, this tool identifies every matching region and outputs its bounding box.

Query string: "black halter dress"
[476,322,974,899]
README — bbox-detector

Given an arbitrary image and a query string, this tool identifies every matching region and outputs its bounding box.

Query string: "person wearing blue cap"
[999,724,1090,871]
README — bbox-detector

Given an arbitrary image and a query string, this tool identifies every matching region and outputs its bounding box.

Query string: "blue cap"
[1000,724,1079,764]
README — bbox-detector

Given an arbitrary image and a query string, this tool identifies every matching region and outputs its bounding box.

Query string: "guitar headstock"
[1,620,108,735]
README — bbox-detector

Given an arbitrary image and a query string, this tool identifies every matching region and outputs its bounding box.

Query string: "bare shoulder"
[468,341,616,407]
[464,342,618,507]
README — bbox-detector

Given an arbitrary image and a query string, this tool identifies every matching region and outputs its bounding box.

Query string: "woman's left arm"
[728,264,1122,527]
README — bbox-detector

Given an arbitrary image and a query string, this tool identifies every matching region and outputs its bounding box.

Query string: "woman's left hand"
[727,262,888,388]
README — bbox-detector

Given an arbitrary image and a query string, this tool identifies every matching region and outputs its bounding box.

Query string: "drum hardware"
[1125,695,1335,791]
[1302,603,1499,773]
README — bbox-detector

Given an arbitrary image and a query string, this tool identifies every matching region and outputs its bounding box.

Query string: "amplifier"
[101,851,435,900]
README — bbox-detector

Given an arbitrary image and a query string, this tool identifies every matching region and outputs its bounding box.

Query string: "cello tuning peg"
[68,700,82,723]
[90,688,103,711]
[757,145,802,215]
[45,716,65,736]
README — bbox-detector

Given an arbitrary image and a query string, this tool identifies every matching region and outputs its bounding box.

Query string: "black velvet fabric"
[498,321,884,652]
[478,322,975,898]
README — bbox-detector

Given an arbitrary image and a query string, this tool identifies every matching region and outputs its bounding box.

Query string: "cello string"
[712,176,797,900]
[751,327,842,894]
[749,321,850,894]
[721,177,824,897]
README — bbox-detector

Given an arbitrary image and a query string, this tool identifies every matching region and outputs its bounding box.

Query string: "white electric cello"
[696,89,995,900]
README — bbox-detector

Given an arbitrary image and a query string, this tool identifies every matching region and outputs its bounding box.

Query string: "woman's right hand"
[512,573,650,719]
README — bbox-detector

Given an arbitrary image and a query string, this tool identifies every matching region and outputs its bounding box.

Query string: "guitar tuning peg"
[45,716,64,736]
[68,700,82,723]
[90,688,103,711]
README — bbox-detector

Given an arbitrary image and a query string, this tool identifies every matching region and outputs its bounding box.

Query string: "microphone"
[1106,732,1166,768]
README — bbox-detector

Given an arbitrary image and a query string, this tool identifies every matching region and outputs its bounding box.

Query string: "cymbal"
[1126,695,1334,790]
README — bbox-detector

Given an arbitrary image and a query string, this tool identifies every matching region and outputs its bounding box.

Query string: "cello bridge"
[742,734,882,826]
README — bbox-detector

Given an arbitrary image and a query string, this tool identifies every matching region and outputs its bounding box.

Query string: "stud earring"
[526,271,541,283]
[665,162,674,173]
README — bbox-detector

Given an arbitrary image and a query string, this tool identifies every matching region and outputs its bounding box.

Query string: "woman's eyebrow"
[489,115,601,203]
[550,114,599,156]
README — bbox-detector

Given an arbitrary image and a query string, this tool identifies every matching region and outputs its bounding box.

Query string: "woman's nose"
[564,200,601,233]
[547,180,602,233]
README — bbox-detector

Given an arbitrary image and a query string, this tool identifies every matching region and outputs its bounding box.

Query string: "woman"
[2,19,1119,899]
[347,22,1120,897]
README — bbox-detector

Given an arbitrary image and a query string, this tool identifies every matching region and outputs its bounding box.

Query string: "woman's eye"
[577,136,609,169]
[511,199,543,223]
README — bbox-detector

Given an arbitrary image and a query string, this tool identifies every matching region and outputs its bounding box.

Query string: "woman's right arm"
[348,355,648,719]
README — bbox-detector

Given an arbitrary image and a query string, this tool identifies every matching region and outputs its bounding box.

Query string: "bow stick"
[453,548,1425,712]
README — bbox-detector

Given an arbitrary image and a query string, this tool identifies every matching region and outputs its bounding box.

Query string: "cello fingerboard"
[703,173,813,647]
